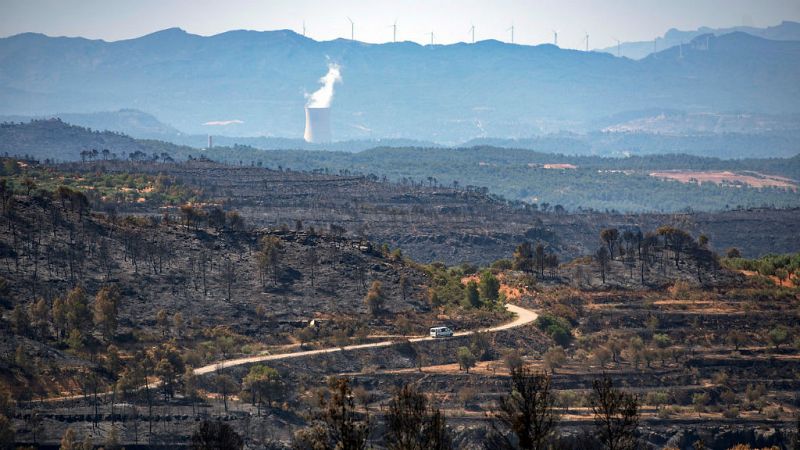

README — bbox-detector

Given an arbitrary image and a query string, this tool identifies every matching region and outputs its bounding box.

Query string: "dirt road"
[194,303,538,375]
[45,303,537,401]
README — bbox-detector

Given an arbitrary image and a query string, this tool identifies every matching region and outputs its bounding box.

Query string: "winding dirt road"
[45,304,537,401]
[194,303,538,375]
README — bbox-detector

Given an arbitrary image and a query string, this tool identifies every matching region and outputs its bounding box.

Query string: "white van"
[430,326,454,338]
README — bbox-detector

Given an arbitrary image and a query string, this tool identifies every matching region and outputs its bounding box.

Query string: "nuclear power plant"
[303,106,332,143]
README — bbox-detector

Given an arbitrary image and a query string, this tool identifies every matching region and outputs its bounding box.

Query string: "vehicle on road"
[429,326,454,338]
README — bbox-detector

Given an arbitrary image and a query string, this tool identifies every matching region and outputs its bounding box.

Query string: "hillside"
[23,159,797,266]
[0,176,518,399]
[1,29,799,142]
[0,119,196,162]
[2,120,799,213]
[0,109,183,141]
[1,163,798,447]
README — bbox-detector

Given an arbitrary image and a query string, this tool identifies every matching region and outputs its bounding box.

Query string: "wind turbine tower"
[507,24,515,44]
[346,17,354,40]
[302,21,306,37]
[469,24,475,43]
[390,20,397,42]
[585,33,589,51]
[428,31,435,45]
[612,37,621,57]
[553,30,558,46]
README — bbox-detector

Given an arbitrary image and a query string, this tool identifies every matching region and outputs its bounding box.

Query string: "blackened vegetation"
[385,383,451,450]
[292,377,370,450]
[190,420,244,450]
[486,368,559,450]
[589,376,640,450]
[48,159,800,266]
[0,177,436,399]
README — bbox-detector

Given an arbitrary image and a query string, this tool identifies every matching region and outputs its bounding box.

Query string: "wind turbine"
[389,19,397,42]
[428,31,435,46]
[507,23,515,44]
[552,30,559,46]
[612,36,621,57]
[346,17,354,40]
[469,24,475,44]
[302,20,306,37]
[584,32,590,51]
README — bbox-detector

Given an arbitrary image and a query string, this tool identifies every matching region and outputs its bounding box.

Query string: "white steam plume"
[306,63,342,108]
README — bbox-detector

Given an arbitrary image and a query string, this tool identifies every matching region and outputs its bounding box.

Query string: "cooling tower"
[303,107,332,143]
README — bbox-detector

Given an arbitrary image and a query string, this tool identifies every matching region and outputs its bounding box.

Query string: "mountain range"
[598,20,800,59]
[1,27,799,144]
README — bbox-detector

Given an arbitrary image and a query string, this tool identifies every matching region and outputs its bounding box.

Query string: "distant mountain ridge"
[0,109,182,140]
[598,20,800,59]
[1,28,799,143]
[4,115,799,159]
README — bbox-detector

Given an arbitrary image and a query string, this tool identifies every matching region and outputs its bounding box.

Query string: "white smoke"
[203,120,244,126]
[306,63,342,108]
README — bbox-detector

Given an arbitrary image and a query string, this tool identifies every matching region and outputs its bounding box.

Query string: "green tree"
[66,329,86,353]
[149,343,186,400]
[93,285,120,340]
[653,333,672,365]
[242,365,283,414]
[65,286,92,334]
[692,392,710,416]
[767,326,789,351]
[464,280,481,308]
[479,271,500,305]
[457,347,477,373]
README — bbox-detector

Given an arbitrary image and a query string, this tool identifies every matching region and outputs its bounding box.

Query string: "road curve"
[194,303,538,375]
[44,304,538,401]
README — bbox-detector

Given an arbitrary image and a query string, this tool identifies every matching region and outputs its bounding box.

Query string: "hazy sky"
[2,0,799,49]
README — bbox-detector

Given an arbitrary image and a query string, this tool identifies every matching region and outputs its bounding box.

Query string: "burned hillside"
[52,159,800,266]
